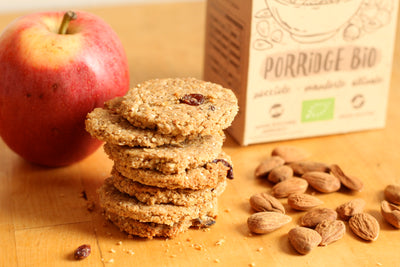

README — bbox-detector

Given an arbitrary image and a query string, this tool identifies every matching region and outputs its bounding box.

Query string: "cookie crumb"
[214,259,220,263]
[256,247,263,252]
[126,250,135,255]
[224,208,231,213]
[170,254,177,258]
[109,249,116,253]
[192,243,203,251]
[116,241,122,246]
[215,239,225,246]
[249,263,256,267]
[107,259,114,263]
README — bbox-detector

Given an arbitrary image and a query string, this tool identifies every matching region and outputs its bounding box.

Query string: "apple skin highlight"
[0,11,130,166]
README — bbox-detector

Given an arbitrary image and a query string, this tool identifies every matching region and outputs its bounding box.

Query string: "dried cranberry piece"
[74,244,91,260]
[179,94,205,106]
[212,159,234,179]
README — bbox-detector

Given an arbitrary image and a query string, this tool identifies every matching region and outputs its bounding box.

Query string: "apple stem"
[58,11,77,35]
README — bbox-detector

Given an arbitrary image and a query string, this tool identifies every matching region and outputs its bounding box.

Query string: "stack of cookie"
[85,78,238,238]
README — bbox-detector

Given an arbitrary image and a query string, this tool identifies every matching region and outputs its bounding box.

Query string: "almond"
[288,227,322,255]
[380,200,400,228]
[254,156,285,178]
[288,161,330,176]
[271,177,308,198]
[300,207,338,228]
[384,184,400,205]
[247,211,292,234]
[287,193,323,211]
[271,146,310,163]
[249,192,285,214]
[349,213,379,241]
[330,164,364,191]
[336,198,366,220]
[268,165,293,184]
[315,220,346,246]
[302,171,341,193]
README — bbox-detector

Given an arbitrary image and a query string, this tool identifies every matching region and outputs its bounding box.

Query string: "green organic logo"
[301,98,335,123]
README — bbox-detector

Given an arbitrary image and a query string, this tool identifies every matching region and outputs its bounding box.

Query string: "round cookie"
[98,178,219,226]
[111,173,227,206]
[112,152,232,189]
[117,78,238,136]
[103,134,225,174]
[85,97,195,148]
[104,211,216,239]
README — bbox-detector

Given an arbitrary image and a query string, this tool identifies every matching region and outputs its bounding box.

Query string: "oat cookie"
[85,97,194,148]
[104,211,216,239]
[98,178,218,226]
[103,134,225,174]
[111,173,227,206]
[112,152,232,189]
[117,78,238,136]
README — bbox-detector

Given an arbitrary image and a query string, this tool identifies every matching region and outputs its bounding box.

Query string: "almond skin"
[349,213,379,241]
[255,156,285,178]
[302,171,341,193]
[300,207,338,228]
[336,198,366,221]
[268,165,293,184]
[381,200,400,228]
[287,193,323,211]
[271,177,308,198]
[249,192,285,214]
[315,220,346,246]
[330,164,364,191]
[271,146,310,163]
[288,227,322,255]
[247,212,292,234]
[384,184,400,205]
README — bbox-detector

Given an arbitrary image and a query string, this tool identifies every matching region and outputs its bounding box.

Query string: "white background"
[0,0,203,13]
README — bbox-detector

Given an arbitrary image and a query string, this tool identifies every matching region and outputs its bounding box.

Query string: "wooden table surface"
[1,2,400,266]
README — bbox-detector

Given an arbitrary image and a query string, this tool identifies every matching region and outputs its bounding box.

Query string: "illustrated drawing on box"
[253,0,395,48]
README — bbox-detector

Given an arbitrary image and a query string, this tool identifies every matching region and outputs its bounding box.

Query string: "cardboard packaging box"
[203,0,399,145]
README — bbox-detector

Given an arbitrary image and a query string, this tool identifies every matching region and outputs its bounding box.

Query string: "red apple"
[0,11,129,166]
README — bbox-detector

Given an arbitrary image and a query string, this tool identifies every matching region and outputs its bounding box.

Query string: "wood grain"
[1,2,400,266]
